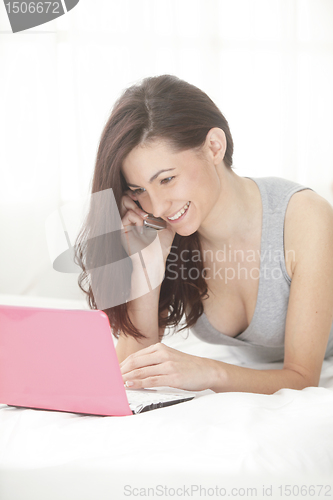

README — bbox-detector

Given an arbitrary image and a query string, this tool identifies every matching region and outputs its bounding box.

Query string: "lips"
[166,201,191,221]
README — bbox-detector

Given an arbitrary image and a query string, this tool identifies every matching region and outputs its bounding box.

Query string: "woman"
[75,74,333,394]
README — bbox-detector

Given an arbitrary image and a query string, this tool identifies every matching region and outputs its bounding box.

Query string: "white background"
[0,0,333,300]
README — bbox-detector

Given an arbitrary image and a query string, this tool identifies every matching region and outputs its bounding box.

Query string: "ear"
[205,128,227,165]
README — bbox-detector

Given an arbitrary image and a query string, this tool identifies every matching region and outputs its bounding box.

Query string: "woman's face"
[121,140,223,237]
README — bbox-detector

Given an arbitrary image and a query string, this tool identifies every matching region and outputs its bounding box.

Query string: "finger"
[123,362,170,383]
[121,213,146,257]
[121,194,149,219]
[122,210,146,230]
[120,351,164,376]
[125,374,173,390]
[120,343,166,370]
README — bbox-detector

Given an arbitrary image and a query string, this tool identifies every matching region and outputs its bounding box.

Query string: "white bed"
[1,294,333,500]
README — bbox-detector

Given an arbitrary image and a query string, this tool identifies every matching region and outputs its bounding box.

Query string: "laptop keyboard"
[125,389,194,414]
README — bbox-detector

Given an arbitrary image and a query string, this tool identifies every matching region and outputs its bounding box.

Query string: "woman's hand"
[120,190,176,264]
[120,343,219,392]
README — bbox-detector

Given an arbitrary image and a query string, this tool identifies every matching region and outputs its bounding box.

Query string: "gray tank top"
[190,176,333,363]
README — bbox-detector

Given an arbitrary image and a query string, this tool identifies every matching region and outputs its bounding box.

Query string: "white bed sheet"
[1,295,333,500]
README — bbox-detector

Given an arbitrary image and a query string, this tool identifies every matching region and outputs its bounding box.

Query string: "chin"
[175,224,198,237]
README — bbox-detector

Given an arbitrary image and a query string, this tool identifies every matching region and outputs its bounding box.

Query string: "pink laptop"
[0,305,194,416]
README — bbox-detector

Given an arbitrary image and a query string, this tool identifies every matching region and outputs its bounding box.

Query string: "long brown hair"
[74,75,234,340]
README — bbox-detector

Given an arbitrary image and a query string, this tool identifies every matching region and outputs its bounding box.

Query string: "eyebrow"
[127,168,175,188]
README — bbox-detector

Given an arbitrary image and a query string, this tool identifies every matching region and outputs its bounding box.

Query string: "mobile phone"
[143,215,167,230]
[134,200,167,230]
[132,200,167,230]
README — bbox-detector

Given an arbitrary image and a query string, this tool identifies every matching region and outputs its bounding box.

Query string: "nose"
[149,194,170,219]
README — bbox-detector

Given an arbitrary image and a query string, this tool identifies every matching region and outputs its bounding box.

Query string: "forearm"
[116,267,163,363]
[206,359,312,394]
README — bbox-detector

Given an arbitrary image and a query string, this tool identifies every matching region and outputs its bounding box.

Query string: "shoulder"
[286,188,333,230]
[285,189,333,276]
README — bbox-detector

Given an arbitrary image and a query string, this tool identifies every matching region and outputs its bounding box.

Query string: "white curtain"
[1,0,333,298]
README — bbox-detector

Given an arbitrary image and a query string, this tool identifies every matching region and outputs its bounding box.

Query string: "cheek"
[137,197,151,212]
[191,160,216,187]
[188,170,214,200]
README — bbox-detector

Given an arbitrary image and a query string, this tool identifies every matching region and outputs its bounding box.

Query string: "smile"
[167,201,190,221]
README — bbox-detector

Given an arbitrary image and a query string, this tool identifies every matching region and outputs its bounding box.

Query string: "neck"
[197,166,261,250]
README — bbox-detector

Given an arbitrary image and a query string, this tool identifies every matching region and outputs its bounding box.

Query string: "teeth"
[167,202,190,221]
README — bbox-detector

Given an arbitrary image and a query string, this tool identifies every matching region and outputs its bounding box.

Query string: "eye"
[130,177,175,195]
[160,176,175,185]
[132,187,146,195]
